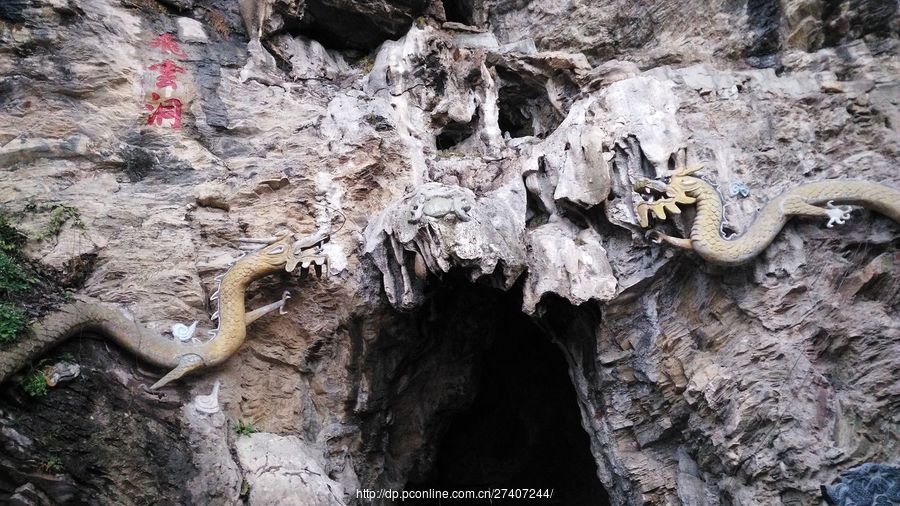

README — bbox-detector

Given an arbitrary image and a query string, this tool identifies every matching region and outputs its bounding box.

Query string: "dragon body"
[635,167,900,265]
[0,231,328,390]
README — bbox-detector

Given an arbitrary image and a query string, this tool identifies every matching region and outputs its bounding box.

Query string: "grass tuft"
[0,303,27,343]
[40,204,84,240]
[23,370,48,397]
[0,214,26,255]
[43,456,63,473]
[0,252,32,298]
[233,419,258,437]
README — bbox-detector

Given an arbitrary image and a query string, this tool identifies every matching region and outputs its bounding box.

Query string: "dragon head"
[245,229,330,277]
[286,228,330,276]
[633,165,704,227]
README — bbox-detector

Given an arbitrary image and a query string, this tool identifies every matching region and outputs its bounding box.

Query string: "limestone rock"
[523,219,617,313]
[182,400,242,505]
[0,0,898,505]
[236,433,346,506]
[364,181,526,309]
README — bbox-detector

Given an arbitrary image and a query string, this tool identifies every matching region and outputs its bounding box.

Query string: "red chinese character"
[146,98,183,128]
[148,59,186,90]
[149,33,187,59]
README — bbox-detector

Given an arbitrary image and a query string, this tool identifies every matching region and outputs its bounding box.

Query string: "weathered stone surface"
[364,181,526,309]
[182,400,242,505]
[236,433,347,505]
[0,0,898,504]
[523,218,617,313]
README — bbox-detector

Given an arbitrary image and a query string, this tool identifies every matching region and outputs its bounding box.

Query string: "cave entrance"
[405,284,610,505]
[443,0,476,25]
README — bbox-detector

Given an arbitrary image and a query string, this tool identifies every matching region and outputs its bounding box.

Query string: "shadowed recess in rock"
[280,0,428,50]
[405,286,610,505]
[435,114,479,150]
[443,0,477,25]
[496,68,562,139]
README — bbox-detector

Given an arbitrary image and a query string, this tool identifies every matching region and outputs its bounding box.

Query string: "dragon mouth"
[634,178,672,202]
[632,177,685,228]
[286,229,331,275]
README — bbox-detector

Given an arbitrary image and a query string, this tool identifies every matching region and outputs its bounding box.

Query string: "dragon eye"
[267,245,285,255]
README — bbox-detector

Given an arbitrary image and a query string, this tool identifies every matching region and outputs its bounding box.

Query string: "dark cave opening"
[496,69,561,139]
[443,0,476,25]
[435,114,478,150]
[279,0,427,51]
[404,284,610,505]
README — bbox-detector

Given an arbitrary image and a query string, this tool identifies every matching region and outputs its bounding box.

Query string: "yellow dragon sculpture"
[634,166,900,265]
[0,229,329,390]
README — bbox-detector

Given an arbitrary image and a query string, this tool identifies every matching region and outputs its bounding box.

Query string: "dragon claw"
[825,200,853,228]
[278,290,291,315]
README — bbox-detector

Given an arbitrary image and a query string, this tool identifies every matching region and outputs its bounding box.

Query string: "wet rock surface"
[0,0,898,505]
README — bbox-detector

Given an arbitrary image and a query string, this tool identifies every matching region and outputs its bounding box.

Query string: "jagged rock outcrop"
[0,0,898,505]
[364,181,526,309]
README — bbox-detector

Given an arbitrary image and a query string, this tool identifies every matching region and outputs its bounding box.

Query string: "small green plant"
[0,303,27,343]
[43,456,63,473]
[40,204,84,239]
[0,252,32,298]
[360,54,376,74]
[233,419,258,437]
[0,213,26,255]
[23,370,48,397]
[239,479,250,497]
[436,149,464,159]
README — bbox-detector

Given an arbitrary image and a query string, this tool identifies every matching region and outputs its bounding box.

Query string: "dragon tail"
[0,303,98,385]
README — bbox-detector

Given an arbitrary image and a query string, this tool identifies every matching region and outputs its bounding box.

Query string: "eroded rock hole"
[279,0,427,50]
[436,114,478,150]
[405,283,609,505]
[496,69,561,139]
[443,0,476,25]
[743,0,782,59]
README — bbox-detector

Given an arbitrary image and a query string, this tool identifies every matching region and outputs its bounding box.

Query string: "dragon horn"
[675,164,703,176]
[150,354,203,390]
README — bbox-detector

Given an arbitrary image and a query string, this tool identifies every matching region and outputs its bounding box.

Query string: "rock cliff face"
[0,0,898,504]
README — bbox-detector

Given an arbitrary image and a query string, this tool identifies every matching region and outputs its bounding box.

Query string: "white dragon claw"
[278,290,291,315]
[825,200,853,228]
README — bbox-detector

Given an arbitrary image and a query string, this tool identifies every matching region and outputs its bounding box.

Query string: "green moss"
[43,456,63,473]
[360,54,375,74]
[40,204,84,240]
[0,214,31,344]
[436,150,464,159]
[23,370,48,397]
[233,419,258,437]
[0,213,26,255]
[0,252,32,298]
[0,303,27,343]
